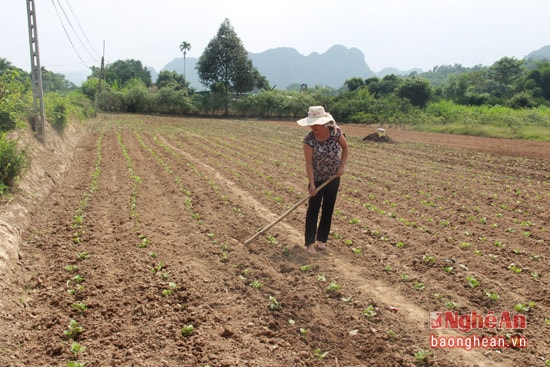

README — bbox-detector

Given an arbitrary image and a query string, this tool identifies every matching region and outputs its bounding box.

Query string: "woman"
[297,106,349,254]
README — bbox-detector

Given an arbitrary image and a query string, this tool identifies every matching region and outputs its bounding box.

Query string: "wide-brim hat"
[297,106,335,126]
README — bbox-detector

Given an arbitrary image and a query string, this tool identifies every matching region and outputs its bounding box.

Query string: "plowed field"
[1,114,549,367]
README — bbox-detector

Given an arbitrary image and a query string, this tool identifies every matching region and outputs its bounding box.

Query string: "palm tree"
[178,41,191,79]
[0,58,13,72]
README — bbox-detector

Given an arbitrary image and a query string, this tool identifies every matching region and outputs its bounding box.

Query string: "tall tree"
[197,18,262,115]
[100,59,152,88]
[488,57,524,98]
[179,41,191,79]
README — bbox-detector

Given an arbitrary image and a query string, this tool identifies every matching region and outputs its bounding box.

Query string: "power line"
[62,0,100,59]
[49,0,99,68]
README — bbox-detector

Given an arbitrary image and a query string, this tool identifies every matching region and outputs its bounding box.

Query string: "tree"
[366,74,402,98]
[179,41,191,79]
[99,59,152,88]
[488,57,524,99]
[156,70,189,90]
[344,77,365,92]
[397,77,432,108]
[197,18,263,115]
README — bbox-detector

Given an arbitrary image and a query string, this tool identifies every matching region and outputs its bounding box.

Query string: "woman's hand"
[309,184,317,196]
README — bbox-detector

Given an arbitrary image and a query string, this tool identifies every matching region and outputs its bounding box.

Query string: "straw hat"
[297,106,335,126]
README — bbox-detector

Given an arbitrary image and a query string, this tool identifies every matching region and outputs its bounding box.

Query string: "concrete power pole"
[26,0,46,143]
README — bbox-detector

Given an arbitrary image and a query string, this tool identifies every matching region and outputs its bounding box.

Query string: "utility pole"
[96,40,105,112]
[26,0,46,143]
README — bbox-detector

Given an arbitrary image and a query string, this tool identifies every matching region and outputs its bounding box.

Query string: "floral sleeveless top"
[303,126,342,181]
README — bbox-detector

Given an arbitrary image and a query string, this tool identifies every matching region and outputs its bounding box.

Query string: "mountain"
[163,45,375,90]
[525,45,550,61]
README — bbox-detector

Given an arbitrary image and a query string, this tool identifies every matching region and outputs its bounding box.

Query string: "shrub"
[0,133,27,191]
[0,109,16,132]
[45,93,68,132]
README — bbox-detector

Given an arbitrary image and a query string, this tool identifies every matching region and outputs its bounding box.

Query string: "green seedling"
[466,276,479,288]
[508,263,522,273]
[64,319,83,339]
[268,296,280,311]
[313,348,329,359]
[317,274,326,282]
[395,241,405,248]
[65,264,79,272]
[71,274,85,284]
[181,324,194,336]
[445,301,461,309]
[362,305,377,318]
[484,290,500,301]
[67,285,84,296]
[326,281,341,293]
[67,362,86,367]
[414,282,426,291]
[266,235,278,245]
[76,252,90,261]
[72,302,88,312]
[69,341,86,355]
[162,282,178,296]
[299,328,309,335]
[352,247,362,254]
[241,268,251,277]
[443,266,454,273]
[151,262,165,275]
[414,349,431,362]
[300,264,312,273]
[422,254,436,265]
[249,280,263,289]
[138,237,150,248]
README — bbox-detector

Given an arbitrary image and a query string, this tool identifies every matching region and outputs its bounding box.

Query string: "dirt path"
[0,115,548,366]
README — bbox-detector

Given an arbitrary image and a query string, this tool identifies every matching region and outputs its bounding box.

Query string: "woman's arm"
[303,143,316,195]
[337,133,349,177]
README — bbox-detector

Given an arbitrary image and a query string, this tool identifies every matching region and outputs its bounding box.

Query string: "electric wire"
[53,0,98,62]
[49,0,98,68]
[63,0,100,59]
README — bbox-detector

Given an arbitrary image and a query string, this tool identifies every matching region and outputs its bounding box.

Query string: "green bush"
[0,109,16,132]
[0,133,27,192]
[45,93,68,132]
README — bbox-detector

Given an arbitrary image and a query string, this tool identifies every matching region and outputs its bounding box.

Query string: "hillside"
[163,45,375,90]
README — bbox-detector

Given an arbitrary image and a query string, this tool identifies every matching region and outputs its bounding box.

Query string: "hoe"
[243,175,338,245]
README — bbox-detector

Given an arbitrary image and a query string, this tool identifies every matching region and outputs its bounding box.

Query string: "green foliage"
[0,133,27,191]
[197,18,265,114]
[397,77,432,108]
[44,93,68,131]
[94,59,152,88]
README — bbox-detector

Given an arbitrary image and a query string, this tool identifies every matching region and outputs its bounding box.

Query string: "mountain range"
[64,44,550,88]
[160,44,550,91]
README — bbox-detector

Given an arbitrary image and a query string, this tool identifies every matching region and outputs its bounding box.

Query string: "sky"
[2,0,549,81]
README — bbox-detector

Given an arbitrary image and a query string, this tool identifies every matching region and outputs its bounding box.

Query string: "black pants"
[305,177,340,246]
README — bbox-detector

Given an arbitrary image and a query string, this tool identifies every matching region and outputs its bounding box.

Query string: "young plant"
[326,281,341,293]
[69,341,86,355]
[64,319,83,339]
[181,324,195,336]
[362,305,377,318]
[268,296,280,311]
[466,276,480,288]
[313,348,329,359]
